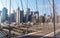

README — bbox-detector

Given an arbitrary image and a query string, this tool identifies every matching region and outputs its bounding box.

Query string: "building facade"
[34,11,39,23]
[25,8,31,22]
[1,7,8,22]
[20,10,24,23]
[16,7,20,23]
[0,11,2,24]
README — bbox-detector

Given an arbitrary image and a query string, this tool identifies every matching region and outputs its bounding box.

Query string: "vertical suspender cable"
[42,0,45,15]
[15,0,19,7]
[48,0,52,16]
[8,0,11,38]
[27,0,28,8]
[48,0,57,37]
[20,0,23,10]
[48,0,57,13]
[48,0,53,7]
[53,0,56,37]
[15,0,20,24]
[1,0,4,7]
[36,0,38,11]
[5,0,7,7]
[9,0,11,17]
[48,0,58,23]
[36,0,39,23]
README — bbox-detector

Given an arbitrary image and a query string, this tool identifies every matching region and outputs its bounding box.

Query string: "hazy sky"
[0,0,60,15]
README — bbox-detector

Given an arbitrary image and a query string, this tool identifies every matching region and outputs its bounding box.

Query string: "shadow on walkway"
[18,35,60,38]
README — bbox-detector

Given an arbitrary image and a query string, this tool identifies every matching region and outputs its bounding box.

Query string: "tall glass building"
[16,7,20,23]
[25,8,30,22]
[1,7,8,22]
[0,11,2,24]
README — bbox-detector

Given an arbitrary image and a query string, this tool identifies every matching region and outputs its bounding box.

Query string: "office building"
[34,11,39,23]
[20,10,24,23]
[1,7,8,22]
[25,8,30,22]
[31,11,36,23]
[16,7,20,23]
[0,11,2,24]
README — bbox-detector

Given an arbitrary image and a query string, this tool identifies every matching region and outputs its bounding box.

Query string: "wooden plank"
[3,29,23,36]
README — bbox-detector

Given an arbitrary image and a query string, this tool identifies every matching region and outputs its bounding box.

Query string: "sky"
[0,0,60,16]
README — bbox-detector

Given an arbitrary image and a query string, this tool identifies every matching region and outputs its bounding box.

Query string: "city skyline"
[0,0,60,38]
[0,0,60,15]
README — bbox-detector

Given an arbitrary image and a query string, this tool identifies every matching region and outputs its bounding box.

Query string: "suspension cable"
[15,0,19,7]
[27,0,28,8]
[36,0,38,11]
[6,0,7,7]
[8,0,11,38]
[43,0,46,15]
[48,0,56,11]
[48,0,57,37]
[48,0,53,7]
[20,0,23,10]
[1,0,4,7]
[11,0,14,10]
[48,0,57,19]
[53,0,56,37]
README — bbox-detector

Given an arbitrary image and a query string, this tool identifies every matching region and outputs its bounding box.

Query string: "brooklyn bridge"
[0,0,60,38]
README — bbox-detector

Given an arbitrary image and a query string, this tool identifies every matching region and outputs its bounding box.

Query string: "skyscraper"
[9,10,16,22]
[1,7,8,22]
[25,8,30,22]
[31,11,35,22]
[20,10,24,23]
[0,11,2,24]
[16,7,20,23]
[34,11,39,23]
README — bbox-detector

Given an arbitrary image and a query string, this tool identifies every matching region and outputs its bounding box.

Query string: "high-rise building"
[1,7,8,22]
[16,7,20,23]
[10,10,16,22]
[9,13,16,22]
[20,10,24,23]
[25,8,30,22]
[34,11,39,23]
[0,11,2,24]
[31,11,36,23]
[13,10,16,22]
[16,7,24,23]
